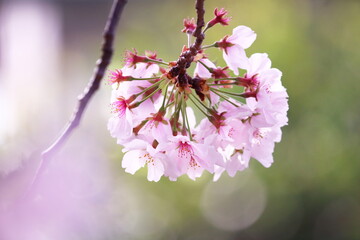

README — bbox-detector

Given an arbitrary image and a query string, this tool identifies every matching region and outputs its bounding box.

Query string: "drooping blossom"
[194,58,233,103]
[108,96,134,142]
[241,53,289,128]
[194,58,216,79]
[206,8,231,29]
[216,25,257,74]
[137,110,172,143]
[157,135,222,180]
[214,145,250,181]
[122,139,165,182]
[182,18,196,34]
[108,69,132,85]
[107,6,289,182]
[124,49,147,67]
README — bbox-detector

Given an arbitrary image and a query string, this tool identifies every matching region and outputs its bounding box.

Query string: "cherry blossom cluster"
[107,7,288,181]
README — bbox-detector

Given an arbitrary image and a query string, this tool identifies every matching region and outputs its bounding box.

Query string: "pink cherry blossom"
[182,18,196,34]
[108,96,134,142]
[122,139,165,182]
[194,58,216,79]
[243,53,289,127]
[207,8,231,28]
[124,49,147,67]
[108,69,132,85]
[157,135,220,180]
[137,111,172,143]
[122,62,159,79]
[107,8,288,182]
[216,26,257,74]
[110,83,157,129]
[194,59,235,103]
[247,126,278,167]
[214,145,251,180]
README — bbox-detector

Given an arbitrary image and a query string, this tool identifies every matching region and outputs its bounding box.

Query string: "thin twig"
[168,0,205,79]
[192,0,205,50]
[26,0,128,195]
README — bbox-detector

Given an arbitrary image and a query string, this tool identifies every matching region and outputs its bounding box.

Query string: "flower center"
[215,36,234,52]
[142,153,155,166]
[178,141,194,159]
[189,157,200,169]
[111,97,128,117]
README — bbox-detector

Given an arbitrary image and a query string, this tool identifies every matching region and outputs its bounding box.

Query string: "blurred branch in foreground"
[25,0,128,197]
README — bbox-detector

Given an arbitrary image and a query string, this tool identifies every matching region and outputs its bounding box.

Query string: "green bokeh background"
[1,0,359,239]
[115,1,360,239]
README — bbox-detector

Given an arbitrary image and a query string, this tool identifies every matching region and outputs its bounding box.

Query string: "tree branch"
[27,0,128,194]
[192,0,205,50]
[168,0,205,79]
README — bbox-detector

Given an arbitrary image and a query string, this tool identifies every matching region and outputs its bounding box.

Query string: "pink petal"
[223,45,248,75]
[122,150,146,174]
[229,25,257,49]
[248,53,272,76]
[194,59,216,79]
[147,159,164,182]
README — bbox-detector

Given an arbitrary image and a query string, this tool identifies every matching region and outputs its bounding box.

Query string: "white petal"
[213,166,225,182]
[229,25,257,49]
[131,63,159,78]
[122,139,148,152]
[187,166,203,181]
[147,160,164,182]
[122,150,146,174]
[259,68,282,88]
[223,45,248,75]
[151,121,172,143]
[194,59,215,79]
[248,53,271,76]
[186,106,197,129]
[107,115,133,140]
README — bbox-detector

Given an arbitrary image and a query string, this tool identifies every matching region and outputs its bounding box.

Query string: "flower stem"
[188,94,210,117]
[211,87,245,98]
[187,33,192,48]
[146,58,169,66]
[202,24,210,34]
[208,82,236,86]
[201,43,216,49]
[198,60,213,73]
[169,92,182,133]
[210,88,239,107]
[164,85,176,108]
[211,77,238,81]
[191,93,214,112]
[160,81,171,109]
[134,79,164,98]
[131,79,165,107]
[181,93,192,140]
[131,77,160,81]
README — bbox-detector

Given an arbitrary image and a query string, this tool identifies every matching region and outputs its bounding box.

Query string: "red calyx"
[215,36,234,53]
[125,49,147,67]
[208,111,226,130]
[108,69,132,85]
[211,66,229,79]
[237,74,259,92]
[207,8,231,28]
[182,18,196,34]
